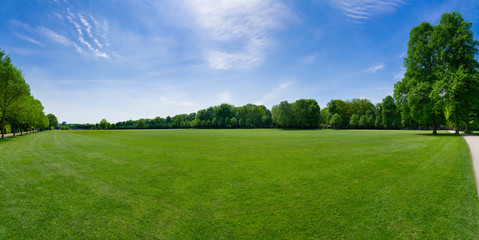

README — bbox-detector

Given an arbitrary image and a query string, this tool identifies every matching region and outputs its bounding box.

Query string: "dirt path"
[1,131,33,139]
[451,131,479,197]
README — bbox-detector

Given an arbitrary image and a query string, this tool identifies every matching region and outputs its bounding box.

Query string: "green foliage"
[99,119,109,130]
[329,113,342,129]
[358,115,367,128]
[381,96,401,129]
[47,113,58,129]
[0,52,31,137]
[394,11,479,134]
[136,119,146,129]
[349,114,359,128]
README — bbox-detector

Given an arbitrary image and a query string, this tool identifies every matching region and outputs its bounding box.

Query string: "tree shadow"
[414,132,461,137]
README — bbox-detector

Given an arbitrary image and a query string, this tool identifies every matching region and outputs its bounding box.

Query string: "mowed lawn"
[0,130,478,239]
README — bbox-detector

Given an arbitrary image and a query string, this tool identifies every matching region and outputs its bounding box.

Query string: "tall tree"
[47,113,58,130]
[394,22,444,134]
[434,12,479,134]
[381,96,400,129]
[0,54,30,138]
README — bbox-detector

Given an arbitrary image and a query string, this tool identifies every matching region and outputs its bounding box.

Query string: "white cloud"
[185,0,293,70]
[218,91,232,103]
[15,33,44,46]
[37,26,73,46]
[366,64,385,73]
[256,81,293,105]
[159,97,194,107]
[78,14,93,38]
[64,9,109,59]
[333,0,406,23]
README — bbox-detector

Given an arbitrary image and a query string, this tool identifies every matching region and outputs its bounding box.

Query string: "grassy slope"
[0,129,478,239]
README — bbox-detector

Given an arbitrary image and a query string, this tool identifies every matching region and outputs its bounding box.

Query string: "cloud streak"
[256,81,293,105]
[333,0,406,23]
[366,64,385,73]
[66,8,109,58]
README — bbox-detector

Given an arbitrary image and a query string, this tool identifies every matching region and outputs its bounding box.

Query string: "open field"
[0,129,478,239]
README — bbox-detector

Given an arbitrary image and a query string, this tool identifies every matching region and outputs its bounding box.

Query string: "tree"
[0,54,30,138]
[290,99,321,129]
[47,113,58,129]
[272,101,293,128]
[381,96,400,129]
[434,12,479,134]
[358,115,367,128]
[136,119,146,129]
[394,21,444,134]
[230,117,238,128]
[99,119,109,130]
[329,113,342,129]
[349,114,359,128]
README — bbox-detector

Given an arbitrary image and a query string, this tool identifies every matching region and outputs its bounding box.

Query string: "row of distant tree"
[65,96,417,131]
[0,50,58,138]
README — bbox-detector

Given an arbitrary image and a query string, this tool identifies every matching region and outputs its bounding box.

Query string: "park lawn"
[0,129,478,239]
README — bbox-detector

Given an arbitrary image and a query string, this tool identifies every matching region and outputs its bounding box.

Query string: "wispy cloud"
[185,0,293,70]
[65,8,109,58]
[37,26,73,46]
[333,0,406,23]
[255,81,293,105]
[15,33,44,46]
[159,97,194,107]
[366,63,385,73]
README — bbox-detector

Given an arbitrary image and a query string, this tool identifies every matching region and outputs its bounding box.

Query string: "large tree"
[394,22,444,134]
[434,12,479,134]
[47,113,59,129]
[0,54,30,138]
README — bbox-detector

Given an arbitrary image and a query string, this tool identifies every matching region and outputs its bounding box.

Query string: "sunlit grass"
[0,129,478,239]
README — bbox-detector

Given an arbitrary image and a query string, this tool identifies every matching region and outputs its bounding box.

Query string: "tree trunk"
[432,113,437,135]
[465,121,472,134]
[455,105,460,135]
[1,111,5,139]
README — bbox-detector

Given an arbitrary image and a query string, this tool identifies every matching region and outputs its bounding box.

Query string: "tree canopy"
[394,11,479,134]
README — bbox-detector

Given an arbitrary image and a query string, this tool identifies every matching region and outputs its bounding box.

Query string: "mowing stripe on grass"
[0,130,478,239]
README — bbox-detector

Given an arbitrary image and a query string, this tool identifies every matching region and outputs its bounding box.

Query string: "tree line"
[75,97,406,130]
[0,50,57,138]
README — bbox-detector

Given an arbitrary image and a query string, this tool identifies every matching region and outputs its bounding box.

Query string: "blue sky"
[1,0,478,123]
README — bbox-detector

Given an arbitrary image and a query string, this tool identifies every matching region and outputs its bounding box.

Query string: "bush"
[330,113,342,129]
[60,126,70,130]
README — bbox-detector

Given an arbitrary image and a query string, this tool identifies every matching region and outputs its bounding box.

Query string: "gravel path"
[451,131,479,197]
[1,131,33,139]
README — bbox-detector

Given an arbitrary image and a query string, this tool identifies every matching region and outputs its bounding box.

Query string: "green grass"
[0,129,478,239]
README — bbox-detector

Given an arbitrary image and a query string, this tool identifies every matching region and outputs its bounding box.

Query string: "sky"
[1,0,479,123]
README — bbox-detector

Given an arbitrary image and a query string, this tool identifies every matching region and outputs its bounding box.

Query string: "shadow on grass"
[0,137,16,144]
[415,132,461,137]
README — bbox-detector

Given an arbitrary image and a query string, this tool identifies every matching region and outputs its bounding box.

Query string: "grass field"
[0,129,478,239]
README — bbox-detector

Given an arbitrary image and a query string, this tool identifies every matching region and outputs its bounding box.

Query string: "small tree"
[47,113,58,129]
[349,114,359,128]
[329,113,342,129]
[358,115,368,128]
[99,119,109,130]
